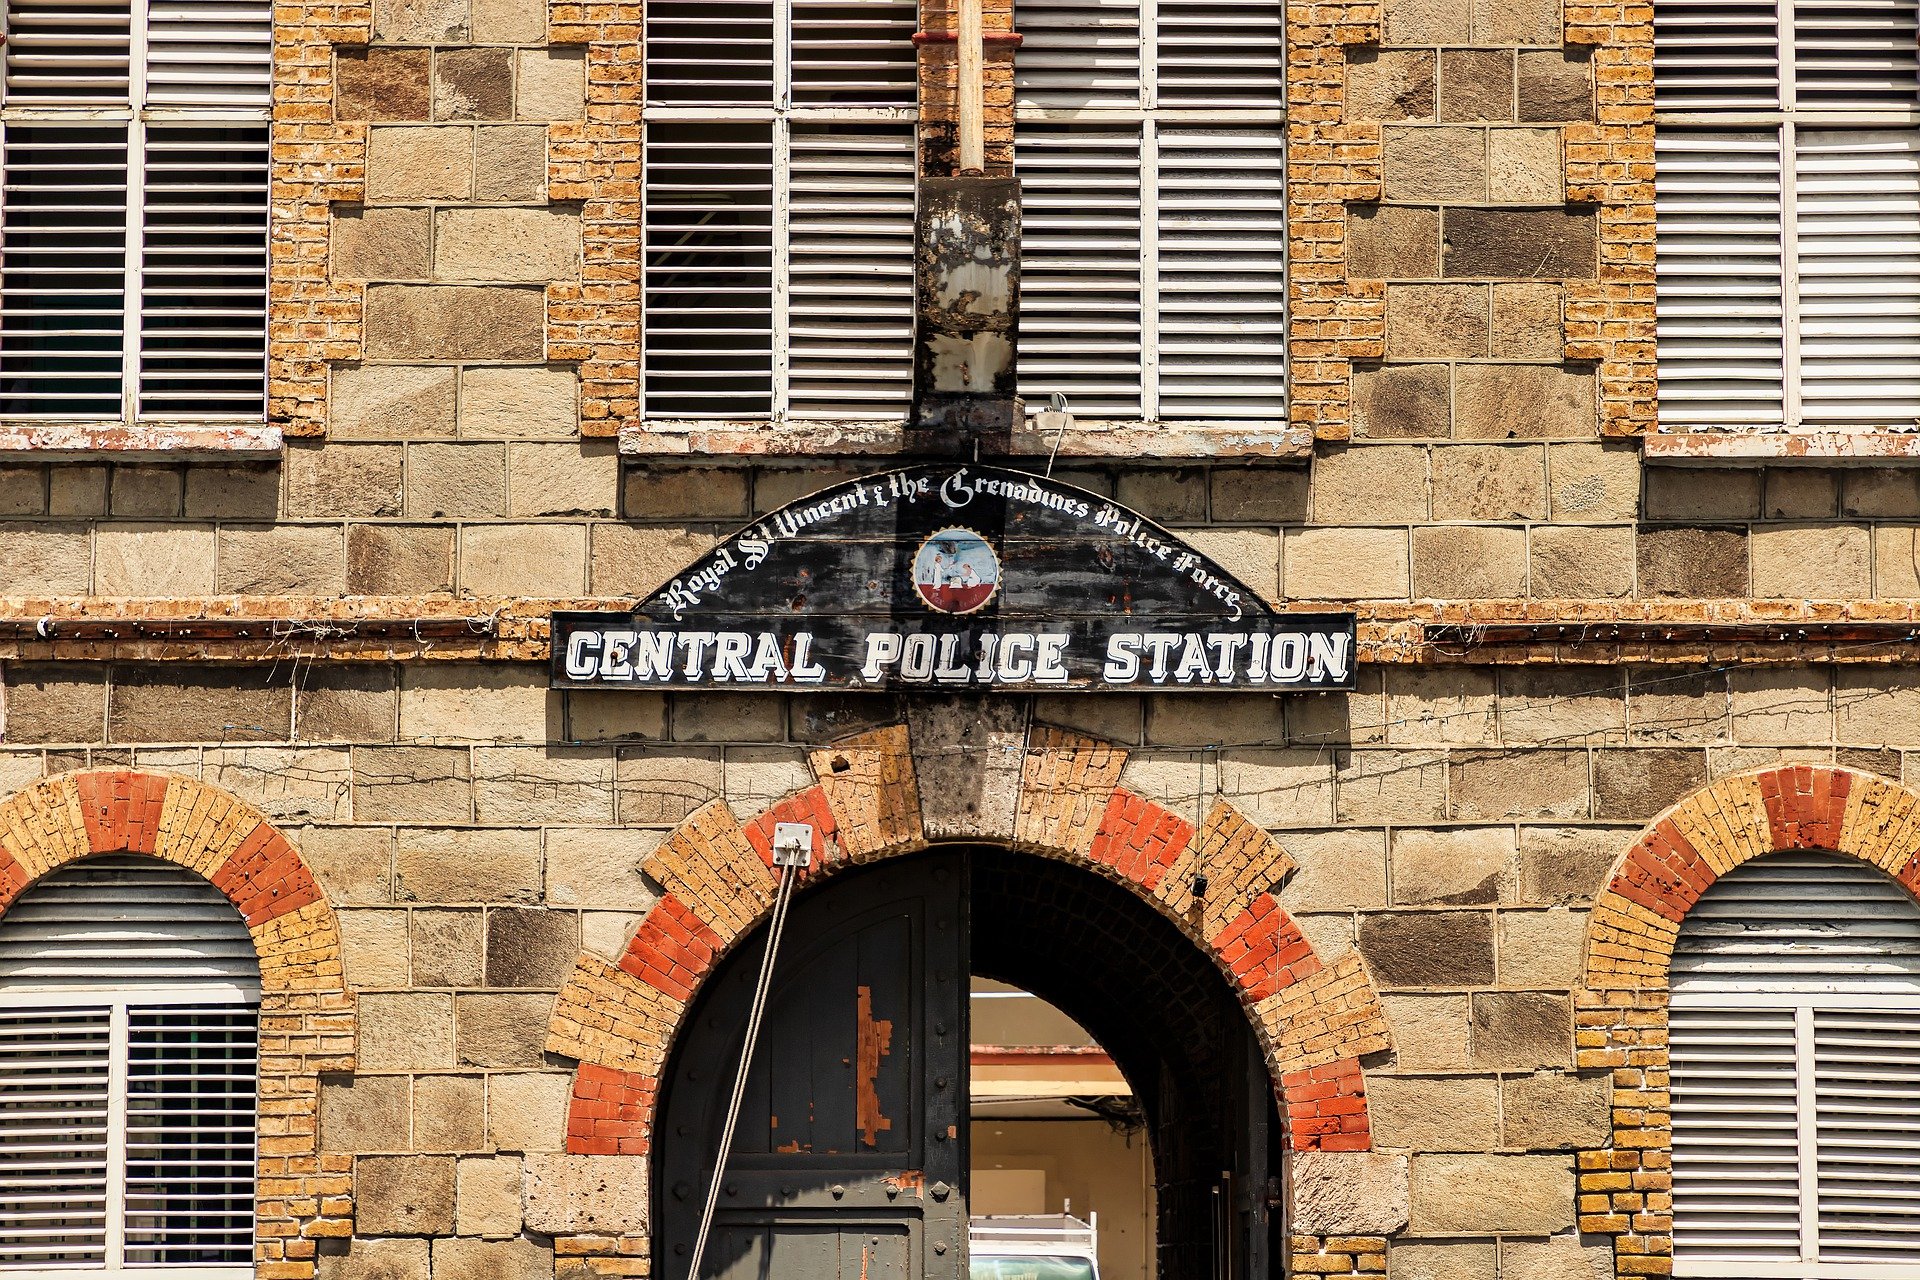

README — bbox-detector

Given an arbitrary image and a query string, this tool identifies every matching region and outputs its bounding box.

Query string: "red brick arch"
[544,724,1394,1162]
[0,770,356,1277]
[1579,764,1920,1277]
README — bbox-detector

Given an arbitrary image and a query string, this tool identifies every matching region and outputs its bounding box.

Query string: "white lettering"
[1033,634,1070,684]
[1103,633,1142,682]
[712,632,753,682]
[632,631,675,682]
[563,631,600,680]
[1270,633,1308,681]
[790,632,827,683]
[747,631,789,682]
[599,627,636,680]
[995,633,1035,682]
[1172,633,1213,683]
[1141,633,1180,682]
[934,633,972,683]
[901,632,938,681]
[1308,631,1352,683]
[861,632,903,681]
[679,632,716,678]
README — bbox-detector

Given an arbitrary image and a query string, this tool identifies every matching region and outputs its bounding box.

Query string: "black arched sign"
[553,465,1355,692]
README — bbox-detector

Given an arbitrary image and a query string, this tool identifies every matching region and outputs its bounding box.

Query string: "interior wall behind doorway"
[973,1121,1155,1280]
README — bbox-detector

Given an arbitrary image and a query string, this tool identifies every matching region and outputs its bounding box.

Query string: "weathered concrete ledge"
[618,416,1315,462]
[0,422,283,460]
[1646,428,1920,465]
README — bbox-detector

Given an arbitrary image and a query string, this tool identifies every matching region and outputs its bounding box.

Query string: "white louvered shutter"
[1,0,270,421]
[1014,0,1286,424]
[1655,130,1788,428]
[1155,0,1284,107]
[1794,129,1920,426]
[0,856,259,1276]
[787,124,915,417]
[640,0,915,422]
[1670,850,1920,1278]
[642,121,776,418]
[142,0,271,107]
[790,0,916,106]
[1012,0,1141,111]
[1811,1008,1920,1260]
[1017,124,1145,418]
[1156,127,1287,420]
[1652,0,1781,111]
[0,126,131,417]
[1653,0,1920,433]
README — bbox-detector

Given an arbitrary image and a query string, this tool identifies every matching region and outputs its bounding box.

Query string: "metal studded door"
[657,852,969,1280]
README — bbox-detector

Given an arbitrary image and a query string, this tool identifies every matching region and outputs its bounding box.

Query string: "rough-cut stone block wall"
[0,772,355,1279]
[8,654,1920,1277]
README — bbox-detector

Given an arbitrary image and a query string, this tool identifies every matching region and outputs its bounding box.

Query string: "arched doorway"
[654,847,1280,1280]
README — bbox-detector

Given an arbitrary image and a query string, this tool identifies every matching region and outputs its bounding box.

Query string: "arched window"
[1653,0,1920,432]
[1013,0,1287,424]
[0,856,261,1276]
[1669,849,1920,1276]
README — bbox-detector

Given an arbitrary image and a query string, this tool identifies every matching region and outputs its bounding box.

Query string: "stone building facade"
[1,0,1919,1277]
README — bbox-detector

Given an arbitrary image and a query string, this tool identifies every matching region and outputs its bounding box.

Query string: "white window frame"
[639,0,918,428]
[0,0,271,426]
[1012,0,1288,429]
[0,985,259,1280]
[1654,0,1920,433]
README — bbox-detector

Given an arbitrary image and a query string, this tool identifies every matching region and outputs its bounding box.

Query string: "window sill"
[1645,429,1920,466]
[619,415,1312,462]
[0,422,282,461]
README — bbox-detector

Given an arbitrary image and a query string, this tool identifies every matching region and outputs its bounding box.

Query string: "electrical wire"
[683,859,802,1280]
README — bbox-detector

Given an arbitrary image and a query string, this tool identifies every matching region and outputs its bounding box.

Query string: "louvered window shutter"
[1012,0,1142,111]
[1653,130,1787,428]
[640,0,914,422]
[1670,851,1920,1276]
[1653,0,1920,432]
[1017,124,1145,419]
[1014,0,1286,425]
[1156,127,1287,420]
[786,124,915,418]
[0,856,259,1276]
[0,0,270,422]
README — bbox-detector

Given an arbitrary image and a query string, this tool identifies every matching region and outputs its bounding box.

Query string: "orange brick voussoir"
[546,720,1393,1160]
[0,771,332,934]
[1584,766,1920,1000]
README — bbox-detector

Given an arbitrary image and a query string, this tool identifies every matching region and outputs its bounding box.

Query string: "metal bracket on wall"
[772,822,814,868]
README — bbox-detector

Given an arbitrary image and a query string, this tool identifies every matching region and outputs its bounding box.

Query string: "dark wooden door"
[658,853,970,1280]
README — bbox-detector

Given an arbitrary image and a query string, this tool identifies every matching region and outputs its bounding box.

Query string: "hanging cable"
[683,859,804,1280]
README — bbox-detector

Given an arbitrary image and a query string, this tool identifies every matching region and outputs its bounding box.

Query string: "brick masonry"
[1579,764,1920,1277]
[0,771,356,1280]
[544,720,1395,1183]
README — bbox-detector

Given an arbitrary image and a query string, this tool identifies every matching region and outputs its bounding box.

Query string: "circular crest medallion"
[913,527,1001,615]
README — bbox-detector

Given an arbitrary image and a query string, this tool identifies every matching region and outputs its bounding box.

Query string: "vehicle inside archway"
[654,847,1283,1280]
